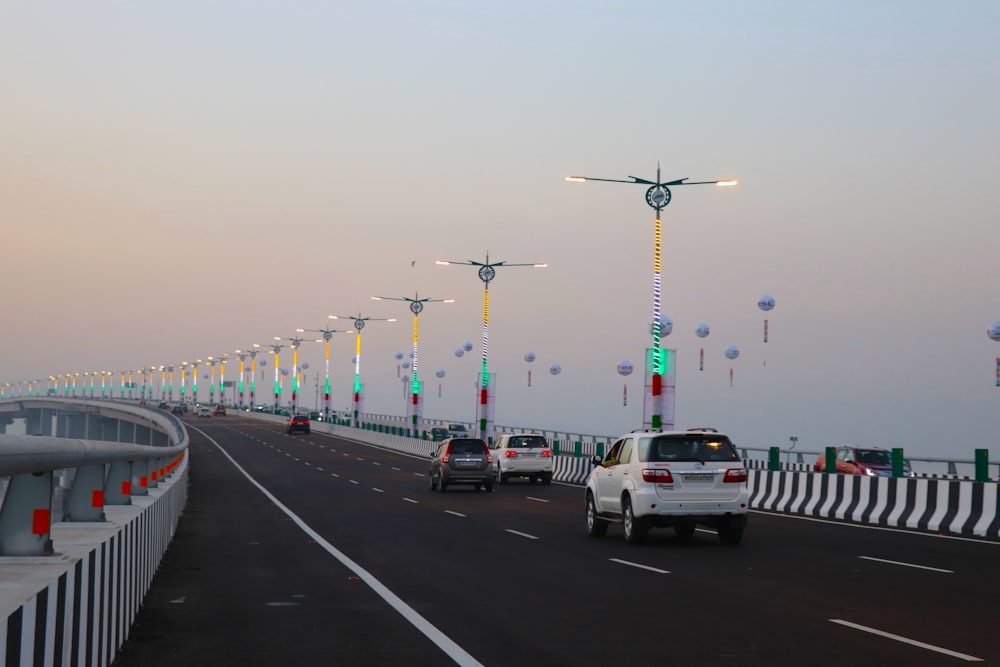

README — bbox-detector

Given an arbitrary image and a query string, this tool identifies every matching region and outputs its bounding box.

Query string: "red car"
[814,445,913,477]
[214,405,227,416]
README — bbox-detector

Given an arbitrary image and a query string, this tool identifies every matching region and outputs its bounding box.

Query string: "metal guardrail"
[0,397,189,556]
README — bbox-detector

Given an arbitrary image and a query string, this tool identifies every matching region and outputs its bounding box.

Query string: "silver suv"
[585,429,749,545]
[491,433,553,484]
[429,438,494,492]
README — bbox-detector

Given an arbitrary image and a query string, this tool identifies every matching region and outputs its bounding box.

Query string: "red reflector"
[32,509,50,535]
[151,471,158,482]
[724,469,748,483]
[92,490,104,508]
[140,475,148,488]
[641,468,673,483]
[122,481,131,495]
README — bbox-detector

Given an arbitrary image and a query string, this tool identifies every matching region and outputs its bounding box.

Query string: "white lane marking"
[403,498,418,504]
[609,558,670,574]
[373,462,381,466]
[200,430,484,667]
[350,480,359,485]
[373,488,384,493]
[331,473,340,478]
[695,528,715,535]
[392,467,402,472]
[858,556,953,573]
[829,619,982,662]
[525,497,549,503]
[445,510,466,518]
[304,462,311,466]
[317,467,324,472]
[506,529,539,540]
[414,473,424,478]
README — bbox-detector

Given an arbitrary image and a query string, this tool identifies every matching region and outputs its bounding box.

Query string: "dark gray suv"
[430,438,494,492]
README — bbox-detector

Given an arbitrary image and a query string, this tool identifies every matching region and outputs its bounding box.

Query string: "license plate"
[684,474,714,482]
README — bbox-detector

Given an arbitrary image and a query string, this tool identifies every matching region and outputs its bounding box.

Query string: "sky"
[2,1,999,459]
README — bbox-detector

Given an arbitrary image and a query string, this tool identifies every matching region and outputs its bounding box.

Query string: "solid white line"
[609,558,670,574]
[829,619,982,661]
[198,428,485,666]
[525,497,549,503]
[506,529,539,540]
[858,556,953,573]
[445,510,466,518]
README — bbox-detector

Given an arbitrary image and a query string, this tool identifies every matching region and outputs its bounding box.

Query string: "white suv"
[585,429,749,545]
[491,433,554,484]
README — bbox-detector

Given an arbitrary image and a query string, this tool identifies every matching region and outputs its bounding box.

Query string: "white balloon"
[696,323,710,338]
[989,321,1000,342]
[455,348,464,358]
[435,368,446,378]
[549,363,561,375]
[758,294,776,312]
[648,315,673,336]
[617,361,634,376]
[395,352,404,360]
[724,345,740,360]
[524,351,536,363]
[463,341,474,352]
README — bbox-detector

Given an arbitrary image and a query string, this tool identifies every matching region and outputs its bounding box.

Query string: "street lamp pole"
[277,334,308,414]
[436,254,546,443]
[567,164,736,430]
[302,327,353,422]
[329,313,396,428]
[371,292,454,436]
[269,341,285,412]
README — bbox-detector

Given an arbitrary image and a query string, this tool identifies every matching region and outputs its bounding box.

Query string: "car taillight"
[483,445,493,464]
[724,469,747,483]
[441,444,451,463]
[641,468,673,483]
[541,450,552,457]
[504,450,518,458]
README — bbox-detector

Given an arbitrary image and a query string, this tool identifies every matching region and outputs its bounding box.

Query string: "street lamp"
[436,253,547,443]
[329,312,396,428]
[566,164,736,430]
[277,334,308,414]
[235,345,261,410]
[269,340,285,412]
[371,292,454,436]
[301,327,353,422]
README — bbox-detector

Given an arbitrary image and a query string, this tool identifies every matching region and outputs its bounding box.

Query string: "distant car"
[171,405,184,415]
[308,411,322,421]
[491,433,554,484]
[214,405,227,416]
[429,438,494,492]
[585,429,749,544]
[287,415,311,435]
[429,426,449,441]
[814,445,913,477]
[197,407,212,418]
[158,402,170,410]
[445,422,470,438]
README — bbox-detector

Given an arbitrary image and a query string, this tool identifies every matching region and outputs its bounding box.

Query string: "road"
[112,414,999,666]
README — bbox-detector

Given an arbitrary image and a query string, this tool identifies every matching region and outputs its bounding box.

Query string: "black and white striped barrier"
[0,455,187,666]
[748,470,1000,538]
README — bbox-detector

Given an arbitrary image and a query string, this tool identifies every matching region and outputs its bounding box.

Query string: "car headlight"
[864,468,878,476]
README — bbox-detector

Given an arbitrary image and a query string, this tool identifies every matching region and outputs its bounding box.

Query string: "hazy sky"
[2,2,998,459]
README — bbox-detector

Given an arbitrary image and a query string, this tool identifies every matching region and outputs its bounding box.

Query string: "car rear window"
[448,438,487,454]
[506,435,548,448]
[857,449,890,465]
[640,435,739,463]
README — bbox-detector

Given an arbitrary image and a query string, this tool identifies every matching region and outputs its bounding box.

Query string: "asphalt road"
[112,414,1000,666]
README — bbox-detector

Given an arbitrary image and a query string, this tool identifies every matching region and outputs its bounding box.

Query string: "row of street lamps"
[6,165,736,436]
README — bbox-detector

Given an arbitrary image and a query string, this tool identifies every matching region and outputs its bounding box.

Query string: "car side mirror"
[591,455,603,467]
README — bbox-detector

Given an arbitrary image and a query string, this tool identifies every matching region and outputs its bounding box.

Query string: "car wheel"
[718,525,744,545]
[498,468,508,484]
[529,476,537,484]
[485,478,494,492]
[675,523,696,540]
[586,492,608,538]
[439,478,448,493]
[541,472,552,485]
[622,496,646,544]
[475,483,482,492]
[430,474,438,491]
